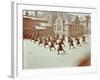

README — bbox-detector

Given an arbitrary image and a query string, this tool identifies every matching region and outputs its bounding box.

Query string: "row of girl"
[24,31,86,55]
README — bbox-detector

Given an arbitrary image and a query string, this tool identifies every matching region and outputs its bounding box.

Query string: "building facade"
[23,10,91,38]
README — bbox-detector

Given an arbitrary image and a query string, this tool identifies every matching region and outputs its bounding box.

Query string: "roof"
[35,26,46,30]
[39,23,52,27]
[23,16,48,22]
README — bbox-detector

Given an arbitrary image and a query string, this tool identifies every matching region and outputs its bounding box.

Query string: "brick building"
[23,11,91,38]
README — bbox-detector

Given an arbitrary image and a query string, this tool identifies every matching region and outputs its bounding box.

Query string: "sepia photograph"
[23,10,91,69]
[11,2,97,78]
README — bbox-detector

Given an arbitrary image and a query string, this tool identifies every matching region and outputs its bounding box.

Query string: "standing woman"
[43,38,48,48]
[82,35,86,44]
[76,37,81,46]
[49,39,56,51]
[67,36,72,49]
[57,39,66,55]
[70,38,75,48]
[38,37,43,45]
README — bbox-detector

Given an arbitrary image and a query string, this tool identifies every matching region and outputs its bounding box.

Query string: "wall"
[0,0,100,80]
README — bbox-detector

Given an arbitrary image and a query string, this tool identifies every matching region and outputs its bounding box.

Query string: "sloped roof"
[35,26,46,29]
[24,16,48,22]
[39,23,52,27]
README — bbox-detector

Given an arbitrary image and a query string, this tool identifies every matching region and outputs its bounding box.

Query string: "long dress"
[44,39,48,46]
[58,42,63,51]
[77,38,80,45]
[50,41,55,48]
[70,39,74,46]
[82,36,85,42]
[38,38,43,45]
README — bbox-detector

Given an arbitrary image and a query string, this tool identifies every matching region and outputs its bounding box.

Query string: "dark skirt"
[58,45,63,51]
[39,40,42,44]
[44,42,48,45]
[77,41,80,44]
[50,43,54,47]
